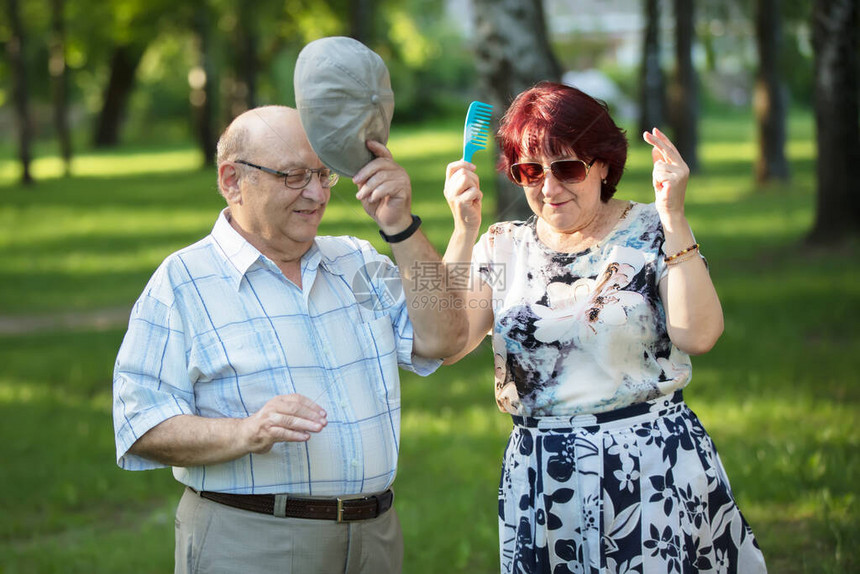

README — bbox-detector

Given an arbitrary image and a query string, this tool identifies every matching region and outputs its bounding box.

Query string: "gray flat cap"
[294,36,395,177]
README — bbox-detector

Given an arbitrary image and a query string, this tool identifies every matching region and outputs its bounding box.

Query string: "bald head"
[216,106,306,166]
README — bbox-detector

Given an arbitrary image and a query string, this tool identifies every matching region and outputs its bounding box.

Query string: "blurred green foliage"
[0,0,816,149]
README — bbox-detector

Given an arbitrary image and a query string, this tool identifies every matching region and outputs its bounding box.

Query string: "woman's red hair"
[497,81,629,201]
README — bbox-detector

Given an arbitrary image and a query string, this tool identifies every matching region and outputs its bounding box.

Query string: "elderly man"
[113,105,466,573]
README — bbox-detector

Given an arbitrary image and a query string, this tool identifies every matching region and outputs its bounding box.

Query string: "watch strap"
[379,214,422,243]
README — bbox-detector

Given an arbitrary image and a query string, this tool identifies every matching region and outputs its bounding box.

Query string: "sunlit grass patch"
[0,146,204,184]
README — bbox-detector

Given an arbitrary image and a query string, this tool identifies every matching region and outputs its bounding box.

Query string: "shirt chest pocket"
[190,327,286,383]
[355,315,397,359]
[348,316,402,410]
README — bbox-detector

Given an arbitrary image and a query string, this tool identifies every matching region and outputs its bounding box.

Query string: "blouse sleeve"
[472,225,504,290]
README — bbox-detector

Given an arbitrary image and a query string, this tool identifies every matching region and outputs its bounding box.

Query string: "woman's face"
[517,144,608,234]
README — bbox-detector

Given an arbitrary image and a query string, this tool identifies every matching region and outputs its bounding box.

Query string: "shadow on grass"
[0,171,221,210]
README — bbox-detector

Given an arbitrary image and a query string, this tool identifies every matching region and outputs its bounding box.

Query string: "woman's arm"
[645,128,724,355]
[657,224,724,355]
[441,160,496,364]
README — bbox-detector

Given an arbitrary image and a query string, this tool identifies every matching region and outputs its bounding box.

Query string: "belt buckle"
[336,497,345,523]
[337,495,372,522]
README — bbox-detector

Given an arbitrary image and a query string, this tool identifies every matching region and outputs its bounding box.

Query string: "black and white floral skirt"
[498,391,767,574]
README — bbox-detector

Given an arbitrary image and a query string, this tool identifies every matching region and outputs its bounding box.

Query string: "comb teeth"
[467,129,491,142]
[463,101,493,162]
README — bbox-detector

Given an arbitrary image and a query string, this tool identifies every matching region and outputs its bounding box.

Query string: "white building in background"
[545,0,647,69]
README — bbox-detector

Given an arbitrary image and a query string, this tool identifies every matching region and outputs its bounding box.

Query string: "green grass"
[0,109,858,573]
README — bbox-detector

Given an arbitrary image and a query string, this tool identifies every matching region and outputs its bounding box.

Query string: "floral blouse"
[473,201,693,417]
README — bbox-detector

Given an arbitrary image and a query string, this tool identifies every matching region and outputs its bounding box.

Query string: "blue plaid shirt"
[113,210,440,495]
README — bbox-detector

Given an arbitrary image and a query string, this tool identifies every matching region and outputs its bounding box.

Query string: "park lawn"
[0,109,857,573]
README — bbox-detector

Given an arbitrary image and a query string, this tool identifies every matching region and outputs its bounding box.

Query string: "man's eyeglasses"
[236,160,339,189]
[510,158,597,187]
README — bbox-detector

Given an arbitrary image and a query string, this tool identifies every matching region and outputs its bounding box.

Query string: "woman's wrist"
[659,210,688,234]
[451,223,480,242]
[660,214,697,256]
[444,226,478,264]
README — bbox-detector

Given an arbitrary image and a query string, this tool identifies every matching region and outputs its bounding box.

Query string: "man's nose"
[301,175,328,202]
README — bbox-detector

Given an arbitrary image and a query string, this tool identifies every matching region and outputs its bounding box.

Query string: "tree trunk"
[227,8,257,120]
[6,0,33,185]
[192,6,217,167]
[50,0,72,176]
[639,0,665,135]
[808,0,860,243]
[754,0,790,183]
[350,0,374,44]
[93,43,147,147]
[472,0,562,221]
[670,0,699,172]
[238,8,257,110]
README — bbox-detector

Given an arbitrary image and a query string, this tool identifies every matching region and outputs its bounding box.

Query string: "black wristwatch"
[379,214,422,243]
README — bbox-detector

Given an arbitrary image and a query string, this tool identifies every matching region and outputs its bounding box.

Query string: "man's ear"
[218,162,243,205]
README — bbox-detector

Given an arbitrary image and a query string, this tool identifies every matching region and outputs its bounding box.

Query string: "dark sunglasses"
[510,158,597,187]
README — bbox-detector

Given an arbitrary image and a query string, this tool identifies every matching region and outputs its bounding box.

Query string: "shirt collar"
[210,209,261,289]
[211,208,327,290]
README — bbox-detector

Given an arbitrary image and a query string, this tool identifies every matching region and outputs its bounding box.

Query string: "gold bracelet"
[666,248,701,266]
[664,243,699,263]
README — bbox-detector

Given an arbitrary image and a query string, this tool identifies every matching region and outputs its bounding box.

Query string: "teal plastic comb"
[462,101,493,162]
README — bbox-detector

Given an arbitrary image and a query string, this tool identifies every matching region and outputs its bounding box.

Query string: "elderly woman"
[442,82,767,573]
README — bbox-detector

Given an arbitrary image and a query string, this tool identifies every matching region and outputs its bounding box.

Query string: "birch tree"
[472,0,562,221]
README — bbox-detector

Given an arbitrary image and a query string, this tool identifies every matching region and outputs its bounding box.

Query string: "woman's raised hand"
[443,160,483,237]
[643,128,689,222]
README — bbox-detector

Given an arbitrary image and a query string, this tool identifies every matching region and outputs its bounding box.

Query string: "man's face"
[237,160,330,248]
[230,113,332,255]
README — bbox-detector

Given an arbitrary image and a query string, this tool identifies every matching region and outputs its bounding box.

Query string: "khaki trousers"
[174,487,403,574]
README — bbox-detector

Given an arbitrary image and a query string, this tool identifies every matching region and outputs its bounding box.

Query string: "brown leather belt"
[194,488,394,522]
